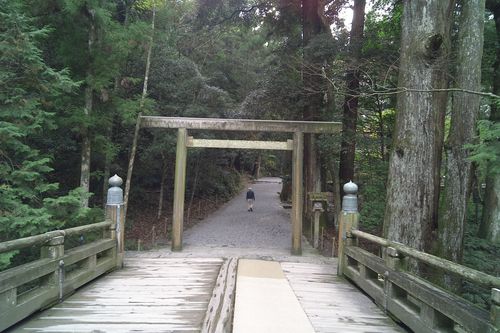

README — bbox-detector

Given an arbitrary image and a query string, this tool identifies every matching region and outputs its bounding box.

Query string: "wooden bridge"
[0,118,500,333]
[1,178,500,332]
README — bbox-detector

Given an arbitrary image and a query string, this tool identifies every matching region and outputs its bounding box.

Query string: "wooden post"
[337,211,359,275]
[491,288,500,329]
[172,128,188,251]
[313,212,319,248]
[106,174,125,268]
[41,235,65,301]
[291,132,304,255]
[385,246,407,271]
[337,181,359,276]
[312,202,324,249]
[41,236,65,260]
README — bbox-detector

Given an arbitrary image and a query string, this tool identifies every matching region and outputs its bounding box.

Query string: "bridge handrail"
[351,229,500,289]
[0,221,112,254]
[336,181,500,332]
[0,220,118,332]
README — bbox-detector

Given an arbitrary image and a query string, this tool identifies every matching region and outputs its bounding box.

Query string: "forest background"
[1,0,499,308]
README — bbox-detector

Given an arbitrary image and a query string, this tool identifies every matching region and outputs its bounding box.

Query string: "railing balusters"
[337,181,500,332]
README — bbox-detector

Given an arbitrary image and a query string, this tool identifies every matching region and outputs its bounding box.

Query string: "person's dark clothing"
[246,189,255,200]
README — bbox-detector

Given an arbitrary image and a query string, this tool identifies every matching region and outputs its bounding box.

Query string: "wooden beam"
[187,138,293,150]
[291,132,304,255]
[141,116,341,134]
[172,128,188,251]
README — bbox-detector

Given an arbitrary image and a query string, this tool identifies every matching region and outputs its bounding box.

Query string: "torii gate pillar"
[172,128,187,251]
[291,132,304,255]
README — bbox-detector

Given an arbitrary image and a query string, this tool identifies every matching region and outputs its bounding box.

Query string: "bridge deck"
[9,258,223,332]
[9,254,403,333]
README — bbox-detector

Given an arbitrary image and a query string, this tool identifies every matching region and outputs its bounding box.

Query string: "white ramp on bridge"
[233,259,315,333]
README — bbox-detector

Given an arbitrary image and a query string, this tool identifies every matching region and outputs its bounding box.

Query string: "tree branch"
[215,3,269,26]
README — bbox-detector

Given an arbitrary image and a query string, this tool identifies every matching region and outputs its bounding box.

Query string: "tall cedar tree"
[0,0,83,267]
[383,0,455,257]
[339,0,366,191]
[302,0,329,223]
[439,0,485,263]
[479,0,500,243]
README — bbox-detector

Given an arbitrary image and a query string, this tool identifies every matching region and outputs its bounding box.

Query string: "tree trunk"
[302,0,326,225]
[123,2,156,218]
[480,171,500,242]
[80,8,97,208]
[102,150,111,208]
[479,0,500,243]
[186,158,200,224]
[157,156,168,219]
[383,0,454,256]
[80,86,92,208]
[339,0,366,192]
[439,0,485,264]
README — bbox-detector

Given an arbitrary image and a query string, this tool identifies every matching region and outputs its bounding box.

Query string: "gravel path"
[183,177,291,249]
[128,177,332,264]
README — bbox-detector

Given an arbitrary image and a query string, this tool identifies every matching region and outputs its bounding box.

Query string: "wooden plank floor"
[282,262,405,333]
[8,258,223,333]
[8,256,406,333]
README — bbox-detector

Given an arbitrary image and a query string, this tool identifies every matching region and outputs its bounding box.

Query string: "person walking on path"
[246,187,255,212]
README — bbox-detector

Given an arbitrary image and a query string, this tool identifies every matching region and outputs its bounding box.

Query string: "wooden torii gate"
[140,117,341,255]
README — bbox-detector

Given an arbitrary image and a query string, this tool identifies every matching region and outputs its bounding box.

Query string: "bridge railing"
[0,221,118,331]
[337,182,500,333]
[0,175,125,331]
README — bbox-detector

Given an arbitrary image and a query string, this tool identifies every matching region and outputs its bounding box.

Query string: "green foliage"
[0,0,92,268]
[468,119,500,175]
[358,159,389,233]
[462,210,500,308]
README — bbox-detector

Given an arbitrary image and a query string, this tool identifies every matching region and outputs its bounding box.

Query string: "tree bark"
[439,0,485,263]
[123,2,156,218]
[339,0,366,191]
[80,8,97,208]
[157,155,168,219]
[302,0,327,224]
[479,0,500,243]
[383,0,455,256]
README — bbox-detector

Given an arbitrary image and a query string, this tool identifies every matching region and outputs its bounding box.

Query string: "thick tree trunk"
[123,3,156,218]
[479,0,500,243]
[339,0,366,191]
[302,0,326,225]
[383,0,454,255]
[80,97,91,208]
[439,0,485,263]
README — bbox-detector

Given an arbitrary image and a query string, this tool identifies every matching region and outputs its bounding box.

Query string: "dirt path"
[183,177,292,249]
[129,177,327,263]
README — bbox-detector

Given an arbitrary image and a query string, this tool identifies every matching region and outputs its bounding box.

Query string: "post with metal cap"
[107,174,125,267]
[337,181,359,276]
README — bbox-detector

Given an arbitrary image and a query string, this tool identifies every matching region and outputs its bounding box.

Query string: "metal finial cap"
[343,181,358,194]
[109,174,123,187]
